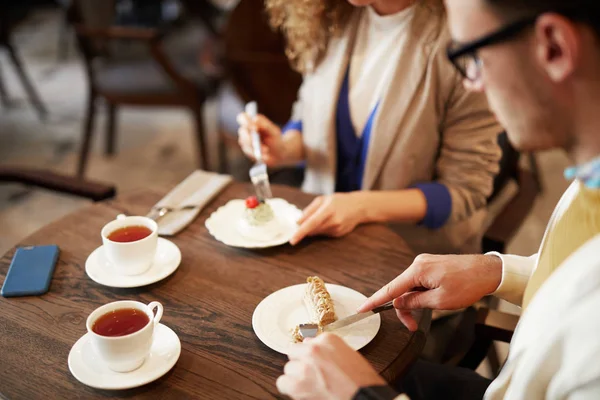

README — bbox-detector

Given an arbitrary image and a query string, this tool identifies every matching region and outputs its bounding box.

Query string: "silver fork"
[246,101,273,201]
[299,301,395,339]
[148,205,198,221]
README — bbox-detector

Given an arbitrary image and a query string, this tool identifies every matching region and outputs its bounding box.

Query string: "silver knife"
[323,301,394,332]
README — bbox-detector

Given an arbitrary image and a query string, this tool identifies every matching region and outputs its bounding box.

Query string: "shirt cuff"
[282,120,302,134]
[486,251,537,306]
[413,183,452,229]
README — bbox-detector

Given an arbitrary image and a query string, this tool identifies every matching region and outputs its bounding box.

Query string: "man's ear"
[534,13,580,82]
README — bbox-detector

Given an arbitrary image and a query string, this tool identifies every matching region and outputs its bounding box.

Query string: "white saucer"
[68,323,181,390]
[252,283,381,355]
[205,198,302,248]
[85,238,181,288]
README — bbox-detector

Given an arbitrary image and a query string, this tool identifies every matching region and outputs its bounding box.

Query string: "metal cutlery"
[246,101,273,201]
[148,205,198,221]
[298,301,395,339]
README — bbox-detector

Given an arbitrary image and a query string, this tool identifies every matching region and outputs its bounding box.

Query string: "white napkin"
[151,170,233,236]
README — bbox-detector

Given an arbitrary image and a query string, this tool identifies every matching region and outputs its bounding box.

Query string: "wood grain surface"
[0,183,430,399]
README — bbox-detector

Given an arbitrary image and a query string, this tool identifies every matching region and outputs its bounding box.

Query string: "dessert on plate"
[244,195,274,225]
[291,276,337,342]
[237,196,284,241]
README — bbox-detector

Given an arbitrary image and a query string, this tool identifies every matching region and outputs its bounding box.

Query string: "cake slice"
[292,276,337,342]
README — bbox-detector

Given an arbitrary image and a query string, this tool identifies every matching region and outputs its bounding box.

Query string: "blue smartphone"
[1,245,60,297]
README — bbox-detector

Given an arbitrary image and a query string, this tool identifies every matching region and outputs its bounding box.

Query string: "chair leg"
[105,103,117,156]
[77,93,97,177]
[191,105,209,171]
[486,344,502,377]
[57,10,70,62]
[0,63,9,107]
[5,41,48,121]
[527,153,543,193]
[218,132,229,174]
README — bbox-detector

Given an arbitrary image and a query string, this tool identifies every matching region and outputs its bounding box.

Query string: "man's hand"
[289,193,366,245]
[358,254,503,331]
[276,333,386,400]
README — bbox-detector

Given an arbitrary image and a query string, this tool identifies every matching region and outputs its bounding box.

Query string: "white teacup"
[101,215,158,276]
[86,300,163,373]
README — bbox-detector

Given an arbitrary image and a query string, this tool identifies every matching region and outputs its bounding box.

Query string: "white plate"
[85,238,181,288]
[68,323,181,390]
[205,198,302,248]
[252,283,381,355]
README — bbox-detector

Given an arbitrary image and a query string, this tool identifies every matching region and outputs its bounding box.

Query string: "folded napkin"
[151,170,233,236]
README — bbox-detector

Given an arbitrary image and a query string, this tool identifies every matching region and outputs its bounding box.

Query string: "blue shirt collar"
[564,156,600,188]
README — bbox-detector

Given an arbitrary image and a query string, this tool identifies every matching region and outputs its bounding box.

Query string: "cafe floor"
[0,9,572,378]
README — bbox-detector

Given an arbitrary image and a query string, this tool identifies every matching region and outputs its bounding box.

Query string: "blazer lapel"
[362,5,442,190]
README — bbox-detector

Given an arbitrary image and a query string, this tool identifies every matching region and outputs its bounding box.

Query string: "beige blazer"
[291,4,502,254]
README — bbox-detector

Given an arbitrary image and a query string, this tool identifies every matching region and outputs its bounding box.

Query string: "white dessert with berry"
[237,196,284,241]
[244,196,274,225]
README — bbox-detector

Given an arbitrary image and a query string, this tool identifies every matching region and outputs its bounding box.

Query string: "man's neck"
[570,88,600,166]
[371,0,414,15]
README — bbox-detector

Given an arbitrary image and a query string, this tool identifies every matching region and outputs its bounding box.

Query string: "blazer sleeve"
[435,57,503,224]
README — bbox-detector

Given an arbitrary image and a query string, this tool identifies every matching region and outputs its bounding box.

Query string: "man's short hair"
[486,0,600,38]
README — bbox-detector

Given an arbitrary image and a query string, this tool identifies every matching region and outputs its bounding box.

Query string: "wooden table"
[0,183,430,399]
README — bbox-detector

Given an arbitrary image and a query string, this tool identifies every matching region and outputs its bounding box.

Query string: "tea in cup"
[86,300,163,372]
[101,215,158,276]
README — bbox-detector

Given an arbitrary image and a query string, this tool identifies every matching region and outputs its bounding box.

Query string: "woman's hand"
[289,193,366,245]
[237,113,288,167]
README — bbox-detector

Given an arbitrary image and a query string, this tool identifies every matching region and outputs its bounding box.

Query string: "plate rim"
[205,198,301,249]
[252,283,381,355]
[85,237,182,288]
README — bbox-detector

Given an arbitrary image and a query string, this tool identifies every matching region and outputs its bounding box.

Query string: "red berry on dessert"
[245,196,260,209]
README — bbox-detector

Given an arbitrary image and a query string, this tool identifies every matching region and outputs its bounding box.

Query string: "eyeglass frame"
[446,15,539,81]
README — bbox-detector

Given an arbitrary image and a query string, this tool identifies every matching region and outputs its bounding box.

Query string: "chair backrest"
[222,0,302,125]
[69,0,117,58]
[484,132,542,251]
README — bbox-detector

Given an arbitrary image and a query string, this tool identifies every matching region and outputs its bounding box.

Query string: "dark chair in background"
[68,0,221,177]
[0,3,48,121]
[216,0,303,180]
[0,166,115,202]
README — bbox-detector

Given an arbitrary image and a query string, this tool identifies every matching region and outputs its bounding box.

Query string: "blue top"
[282,71,452,229]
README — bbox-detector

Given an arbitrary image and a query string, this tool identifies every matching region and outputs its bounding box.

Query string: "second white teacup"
[86,300,163,373]
[101,215,158,276]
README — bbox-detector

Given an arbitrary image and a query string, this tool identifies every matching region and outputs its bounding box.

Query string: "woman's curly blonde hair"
[265,0,354,73]
[266,0,443,73]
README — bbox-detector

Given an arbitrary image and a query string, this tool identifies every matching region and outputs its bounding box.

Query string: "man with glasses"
[276,0,600,399]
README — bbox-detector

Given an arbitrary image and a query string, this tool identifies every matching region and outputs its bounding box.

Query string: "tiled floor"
[0,8,573,377]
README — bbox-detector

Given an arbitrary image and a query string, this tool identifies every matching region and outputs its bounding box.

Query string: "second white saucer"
[85,238,181,288]
[68,323,181,390]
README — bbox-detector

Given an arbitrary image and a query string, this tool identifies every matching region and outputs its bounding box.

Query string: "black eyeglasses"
[447,15,538,82]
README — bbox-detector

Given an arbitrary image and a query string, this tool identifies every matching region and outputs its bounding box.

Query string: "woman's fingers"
[297,198,324,225]
[290,206,329,246]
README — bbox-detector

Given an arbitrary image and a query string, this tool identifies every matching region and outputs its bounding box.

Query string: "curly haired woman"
[238,0,503,254]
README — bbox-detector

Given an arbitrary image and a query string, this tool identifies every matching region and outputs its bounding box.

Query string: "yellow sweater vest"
[523,181,600,309]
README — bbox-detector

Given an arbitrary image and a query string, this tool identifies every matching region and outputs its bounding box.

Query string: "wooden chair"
[68,0,221,177]
[0,166,115,202]
[0,3,48,120]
